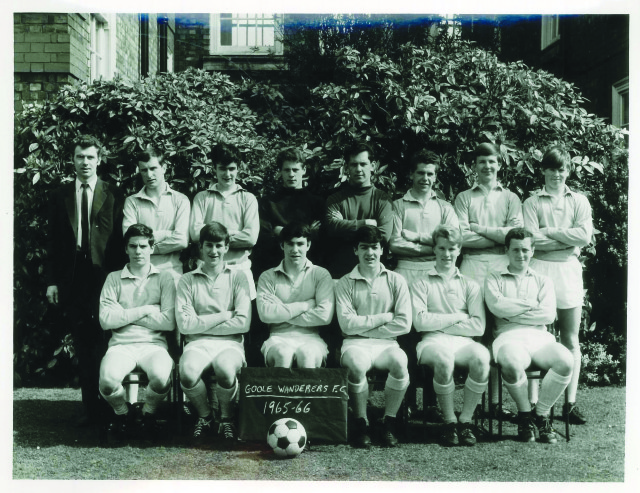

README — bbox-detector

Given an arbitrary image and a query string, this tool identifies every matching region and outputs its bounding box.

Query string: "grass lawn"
[13,385,625,481]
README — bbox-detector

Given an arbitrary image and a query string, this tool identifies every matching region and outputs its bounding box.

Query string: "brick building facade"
[174,14,210,73]
[14,13,175,112]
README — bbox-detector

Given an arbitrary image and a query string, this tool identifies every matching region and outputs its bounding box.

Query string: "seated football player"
[485,227,573,444]
[454,142,524,419]
[335,225,411,448]
[389,149,459,421]
[412,225,488,446]
[176,222,251,442]
[98,223,177,438]
[257,221,334,368]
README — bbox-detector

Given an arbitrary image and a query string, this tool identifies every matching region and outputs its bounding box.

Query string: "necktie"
[81,184,89,251]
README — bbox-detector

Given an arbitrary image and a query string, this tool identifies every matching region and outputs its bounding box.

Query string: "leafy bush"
[15,37,627,386]
[14,68,267,385]
[581,340,624,386]
[243,40,627,385]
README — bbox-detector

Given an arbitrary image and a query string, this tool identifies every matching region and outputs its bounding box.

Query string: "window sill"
[203,54,286,72]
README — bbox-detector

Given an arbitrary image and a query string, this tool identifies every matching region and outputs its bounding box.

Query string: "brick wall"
[14,13,89,112]
[15,12,177,113]
[174,14,210,71]
[115,14,140,81]
[68,14,91,81]
[148,14,158,76]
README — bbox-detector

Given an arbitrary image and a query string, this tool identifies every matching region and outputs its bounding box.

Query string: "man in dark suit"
[45,135,125,426]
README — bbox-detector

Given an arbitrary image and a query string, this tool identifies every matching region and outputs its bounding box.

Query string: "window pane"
[219,13,275,48]
[221,14,232,46]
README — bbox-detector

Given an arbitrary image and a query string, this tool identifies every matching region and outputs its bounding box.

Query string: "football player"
[335,225,411,448]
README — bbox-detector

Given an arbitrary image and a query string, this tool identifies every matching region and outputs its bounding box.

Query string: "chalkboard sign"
[238,367,348,443]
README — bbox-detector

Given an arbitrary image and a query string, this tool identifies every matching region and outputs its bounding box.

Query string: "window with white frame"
[438,14,461,39]
[209,14,283,55]
[612,77,629,130]
[90,14,116,81]
[541,15,560,50]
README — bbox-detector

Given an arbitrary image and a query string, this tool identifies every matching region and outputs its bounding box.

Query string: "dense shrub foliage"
[14,39,627,386]
[14,69,268,383]
[243,41,627,385]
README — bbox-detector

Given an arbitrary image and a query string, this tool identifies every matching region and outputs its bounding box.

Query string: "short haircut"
[279,221,311,244]
[505,227,535,249]
[409,149,441,173]
[474,142,500,163]
[432,224,462,248]
[540,146,573,172]
[354,225,384,248]
[199,221,230,246]
[71,135,103,159]
[137,145,166,166]
[276,148,305,169]
[124,223,155,247]
[344,142,374,164]
[209,142,241,167]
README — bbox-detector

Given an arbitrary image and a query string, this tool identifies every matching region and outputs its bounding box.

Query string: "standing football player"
[123,146,190,283]
[255,147,325,277]
[324,142,393,279]
[189,143,259,299]
[523,146,593,424]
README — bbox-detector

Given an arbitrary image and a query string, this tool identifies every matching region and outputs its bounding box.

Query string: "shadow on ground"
[13,399,103,448]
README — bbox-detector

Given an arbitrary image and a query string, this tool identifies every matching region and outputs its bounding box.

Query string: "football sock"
[459,376,487,423]
[536,369,571,417]
[142,385,169,416]
[518,410,531,421]
[503,373,530,412]
[384,374,409,418]
[527,374,539,405]
[217,380,238,420]
[181,380,211,418]
[348,378,368,420]
[567,346,581,402]
[433,377,456,424]
[100,384,128,415]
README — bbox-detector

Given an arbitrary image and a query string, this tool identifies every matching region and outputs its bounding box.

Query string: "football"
[266,418,307,458]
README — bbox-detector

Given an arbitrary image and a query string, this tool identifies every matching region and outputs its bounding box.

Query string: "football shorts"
[530,256,583,309]
[182,338,246,367]
[101,343,173,382]
[395,260,436,288]
[340,338,402,369]
[492,328,556,363]
[416,332,478,360]
[261,333,328,365]
[460,254,509,288]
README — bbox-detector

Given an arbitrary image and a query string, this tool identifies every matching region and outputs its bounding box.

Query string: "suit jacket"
[45,177,126,304]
